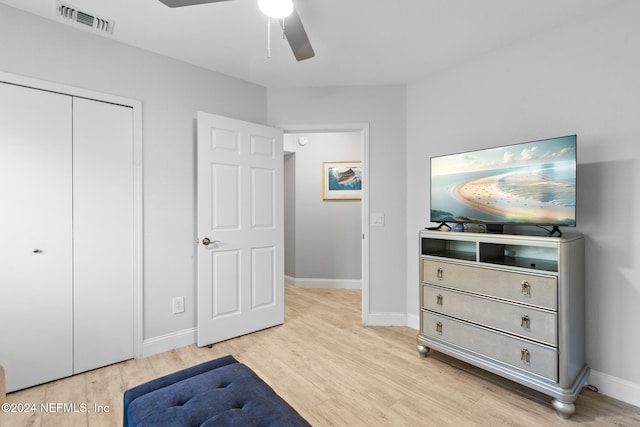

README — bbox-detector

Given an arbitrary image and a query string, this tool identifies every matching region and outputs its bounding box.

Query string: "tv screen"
[430,135,577,227]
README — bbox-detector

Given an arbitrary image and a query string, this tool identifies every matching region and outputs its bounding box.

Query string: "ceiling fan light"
[258,0,293,19]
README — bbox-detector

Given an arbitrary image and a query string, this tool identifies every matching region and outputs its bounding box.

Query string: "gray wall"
[0,4,267,344]
[284,153,297,277]
[284,132,361,282]
[406,1,640,405]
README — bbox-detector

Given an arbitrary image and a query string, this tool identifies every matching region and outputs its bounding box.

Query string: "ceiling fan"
[157,0,315,61]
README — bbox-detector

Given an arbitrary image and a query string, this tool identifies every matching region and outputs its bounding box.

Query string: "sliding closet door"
[72,97,135,373]
[0,82,74,392]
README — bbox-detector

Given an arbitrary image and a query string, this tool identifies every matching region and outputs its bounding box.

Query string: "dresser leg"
[417,344,430,358]
[552,398,575,419]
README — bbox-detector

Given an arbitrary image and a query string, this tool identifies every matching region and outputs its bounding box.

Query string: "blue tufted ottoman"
[123,355,311,426]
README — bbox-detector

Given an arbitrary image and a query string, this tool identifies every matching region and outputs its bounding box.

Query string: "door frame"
[279,123,371,324]
[0,71,144,358]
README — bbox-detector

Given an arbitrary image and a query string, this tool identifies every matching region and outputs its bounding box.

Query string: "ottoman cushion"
[123,355,310,427]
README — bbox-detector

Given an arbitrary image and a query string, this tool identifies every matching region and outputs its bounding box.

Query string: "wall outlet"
[172,296,185,314]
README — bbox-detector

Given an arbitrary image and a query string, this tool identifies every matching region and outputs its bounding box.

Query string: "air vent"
[56,1,114,34]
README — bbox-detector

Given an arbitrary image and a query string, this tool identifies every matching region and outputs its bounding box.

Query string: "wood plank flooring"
[2,286,639,426]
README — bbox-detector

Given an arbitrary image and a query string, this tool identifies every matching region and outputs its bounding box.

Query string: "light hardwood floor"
[2,286,639,426]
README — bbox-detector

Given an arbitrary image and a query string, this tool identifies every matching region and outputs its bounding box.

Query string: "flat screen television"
[430,135,576,233]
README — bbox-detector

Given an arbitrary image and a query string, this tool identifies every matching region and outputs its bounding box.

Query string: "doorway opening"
[281,123,370,324]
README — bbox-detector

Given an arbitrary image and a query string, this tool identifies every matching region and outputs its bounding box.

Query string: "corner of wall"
[364,312,409,327]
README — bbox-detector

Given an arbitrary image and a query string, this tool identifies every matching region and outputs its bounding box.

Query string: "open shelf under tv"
[420,231,570,273]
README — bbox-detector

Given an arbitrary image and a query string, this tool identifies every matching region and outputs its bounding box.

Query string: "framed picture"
[322,161,363,200]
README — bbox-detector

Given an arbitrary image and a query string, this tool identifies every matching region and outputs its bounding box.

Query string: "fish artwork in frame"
[322,161,362,200]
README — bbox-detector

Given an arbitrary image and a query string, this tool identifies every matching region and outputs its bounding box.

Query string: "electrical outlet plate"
[172,296,185,314]
[371,212,385,227]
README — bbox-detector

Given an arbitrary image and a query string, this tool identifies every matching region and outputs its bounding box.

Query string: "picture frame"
[322,161,363,200]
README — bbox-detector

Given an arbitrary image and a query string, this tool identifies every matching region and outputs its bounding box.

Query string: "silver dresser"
[417,230,589,418]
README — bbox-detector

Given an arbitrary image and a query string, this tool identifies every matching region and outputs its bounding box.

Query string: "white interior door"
[0,82,74,392]
[197,112,284,346]
[72,97,135,373]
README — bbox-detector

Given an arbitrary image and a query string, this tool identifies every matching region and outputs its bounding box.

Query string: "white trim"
[361,124,371,324]
[278,122,370,325]
[132,98,144,360]
[285,275,361,289]
[588,369,640,408]
[365,312,408,327]
[0,71,141,109]
[407,313,420,330]
[0,70,144,359]
[141,328,197,358]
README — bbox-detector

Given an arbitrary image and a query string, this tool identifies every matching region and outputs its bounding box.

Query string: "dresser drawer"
[422,285,557,346]
[421,311,558,381]
[422,259,557,310]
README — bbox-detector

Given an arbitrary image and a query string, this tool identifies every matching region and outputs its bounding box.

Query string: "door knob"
[202,237,220,246]
[33,248,42,254]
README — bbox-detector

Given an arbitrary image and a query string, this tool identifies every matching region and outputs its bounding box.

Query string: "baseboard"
[285,275,361,289]
[407,313,420,330]
[364,312,407,326]
[588,369,640,408]
[141,327,196,358]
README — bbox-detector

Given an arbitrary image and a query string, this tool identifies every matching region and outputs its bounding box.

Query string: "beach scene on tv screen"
[430,136,576,225]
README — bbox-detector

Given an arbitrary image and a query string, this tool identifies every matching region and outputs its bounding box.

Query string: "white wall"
[284,132,361,285]
[406,2,640,406]
[0,4,268,352]
[269,86,407,320]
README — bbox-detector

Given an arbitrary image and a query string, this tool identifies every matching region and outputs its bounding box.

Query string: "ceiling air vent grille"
[56,1,114,34]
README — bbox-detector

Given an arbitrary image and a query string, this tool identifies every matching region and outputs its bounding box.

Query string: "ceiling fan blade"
[282,7,315,61]
[157,0,231,8]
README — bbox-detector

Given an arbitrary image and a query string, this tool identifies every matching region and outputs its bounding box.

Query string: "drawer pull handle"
[436,321,443,333]
[437,267,443,280]
[521,314,530,328]
[436,294,443,305]
[521,280,531,296]
[521,348,531,363]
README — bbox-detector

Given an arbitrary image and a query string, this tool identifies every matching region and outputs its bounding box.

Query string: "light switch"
[371,212,385,227]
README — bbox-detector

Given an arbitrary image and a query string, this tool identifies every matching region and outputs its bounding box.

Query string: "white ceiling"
[0,0,631,88]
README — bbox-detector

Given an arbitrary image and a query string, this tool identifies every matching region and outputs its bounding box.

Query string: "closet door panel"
[72,97,135,373]
[0,82,73,392]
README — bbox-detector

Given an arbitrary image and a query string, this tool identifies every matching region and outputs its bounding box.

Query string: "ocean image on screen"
[430,136,576,225]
